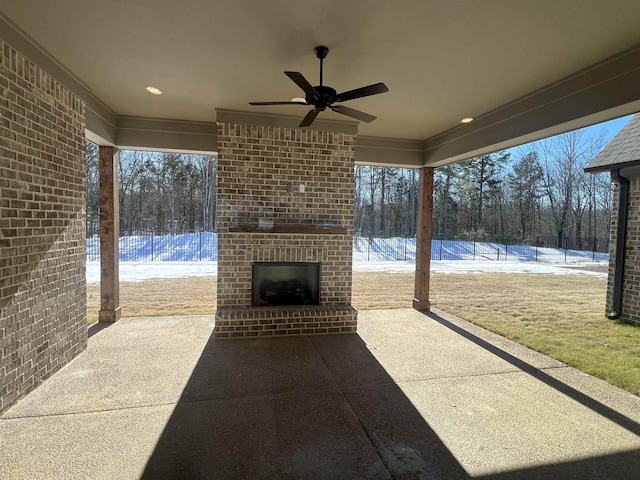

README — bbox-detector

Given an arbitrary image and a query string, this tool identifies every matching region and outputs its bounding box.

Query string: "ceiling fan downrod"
[315,46,329,87]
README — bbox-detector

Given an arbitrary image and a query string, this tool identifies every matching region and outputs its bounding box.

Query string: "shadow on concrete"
[425,311,640,437]
[87,322,112,338]
[140,333,468,480]
[141,323,640,479]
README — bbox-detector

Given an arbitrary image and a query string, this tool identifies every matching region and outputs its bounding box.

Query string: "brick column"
[413,167,434,311]
[99,146,121,322]
[214,123,357,337]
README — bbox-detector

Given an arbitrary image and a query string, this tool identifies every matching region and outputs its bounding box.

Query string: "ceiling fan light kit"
[249,46,389,128]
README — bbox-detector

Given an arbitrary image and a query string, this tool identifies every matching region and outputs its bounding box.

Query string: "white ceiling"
[3,0,640,142]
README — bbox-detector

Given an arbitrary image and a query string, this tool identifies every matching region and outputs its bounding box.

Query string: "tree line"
[85,143,217,236]
[86,127,614,249]
[355,129,613,249]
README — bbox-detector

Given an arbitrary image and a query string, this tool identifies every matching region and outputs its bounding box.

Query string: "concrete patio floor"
[1,308,640,479]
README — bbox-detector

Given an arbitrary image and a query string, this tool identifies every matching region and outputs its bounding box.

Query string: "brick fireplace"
[214,115,358,338]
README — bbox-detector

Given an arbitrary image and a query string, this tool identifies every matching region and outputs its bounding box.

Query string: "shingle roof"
[585,114,640,172]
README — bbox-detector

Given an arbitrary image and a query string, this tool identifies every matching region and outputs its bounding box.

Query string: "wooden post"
[413,167,434,311]
[99,146,121,323]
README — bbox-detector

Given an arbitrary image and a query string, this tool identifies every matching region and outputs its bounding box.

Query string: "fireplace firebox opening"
[252,262,320,307]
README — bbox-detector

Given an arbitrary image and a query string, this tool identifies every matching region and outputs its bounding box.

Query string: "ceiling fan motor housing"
[309,85,337,109]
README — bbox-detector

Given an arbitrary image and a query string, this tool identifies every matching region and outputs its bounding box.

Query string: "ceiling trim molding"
[116,116,218,153]
[423,44,640,166]
[355,136,425,167]
[86,93,118,145]
[215,109,359,135]
[87,110,427,163]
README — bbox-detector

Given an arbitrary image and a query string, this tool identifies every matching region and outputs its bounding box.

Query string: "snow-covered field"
[85,232,609,283]
[85,259,608,283]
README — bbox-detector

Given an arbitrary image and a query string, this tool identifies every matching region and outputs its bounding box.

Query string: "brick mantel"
[214,124,357,338]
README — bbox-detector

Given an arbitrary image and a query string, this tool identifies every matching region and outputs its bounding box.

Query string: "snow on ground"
[85,262,218,283]
[85,259,608,283]
[88,234,609,264]
[431,260,607,276]
[85,233,610,282]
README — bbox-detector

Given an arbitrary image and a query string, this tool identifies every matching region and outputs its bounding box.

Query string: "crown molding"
[116,116,217,153]
[355,136,425,167]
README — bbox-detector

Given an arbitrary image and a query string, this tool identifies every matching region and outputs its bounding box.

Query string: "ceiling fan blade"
[330,105,377,123]
[249,101,308,105]
[299,108,320,128]
[336,82,389,102]
[285,71,320,100]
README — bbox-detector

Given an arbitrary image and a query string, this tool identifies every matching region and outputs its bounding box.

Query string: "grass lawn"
[87,270,640,395]
[428,272,640,396]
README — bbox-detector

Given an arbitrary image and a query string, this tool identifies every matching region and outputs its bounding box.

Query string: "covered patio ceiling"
[2,0,640,166]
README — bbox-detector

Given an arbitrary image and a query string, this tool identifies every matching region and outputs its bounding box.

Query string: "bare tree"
[118,150,149,234]
[193,154,217,231]
[434,166,457,238]
[538,130,610,248]
[84,141,100,236]
[539,131,583,247]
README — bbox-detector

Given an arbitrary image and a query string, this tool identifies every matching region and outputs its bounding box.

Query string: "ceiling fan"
[249,46,389,128]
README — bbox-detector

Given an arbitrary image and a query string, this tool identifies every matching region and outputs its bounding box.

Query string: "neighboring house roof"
[585,114,640,172]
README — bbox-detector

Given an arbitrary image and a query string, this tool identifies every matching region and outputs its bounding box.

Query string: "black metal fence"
[86,231,218,262]
[87,232,609,263]
[352,236,609,263]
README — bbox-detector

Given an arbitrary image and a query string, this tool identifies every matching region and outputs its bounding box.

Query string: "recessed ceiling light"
[146,86,163,95]
[461,117,474,124]
[291,97,306,103]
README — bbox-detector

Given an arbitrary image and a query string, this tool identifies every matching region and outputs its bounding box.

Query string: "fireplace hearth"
[252,262,320,307]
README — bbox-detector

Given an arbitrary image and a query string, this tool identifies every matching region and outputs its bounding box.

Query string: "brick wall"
[621,176,640,326]
[0,40,87,413]
[215,123,357,338]
[606,179,619,317]
[607,175,640,326]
